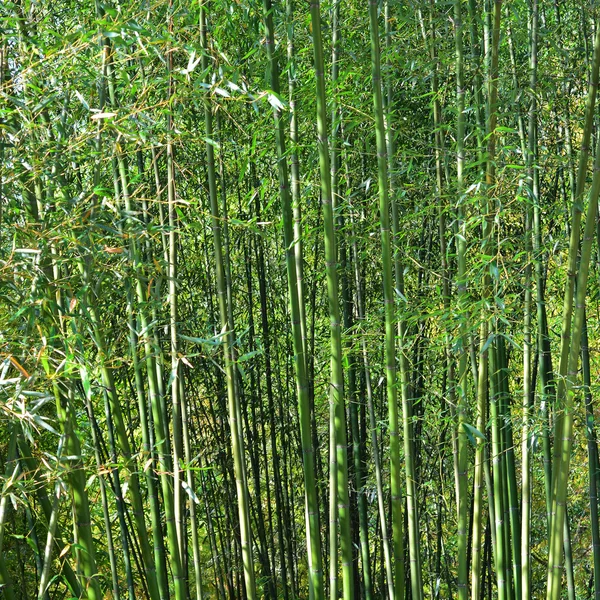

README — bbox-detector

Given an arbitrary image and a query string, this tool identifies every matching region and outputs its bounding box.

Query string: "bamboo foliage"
[3,1,600,600]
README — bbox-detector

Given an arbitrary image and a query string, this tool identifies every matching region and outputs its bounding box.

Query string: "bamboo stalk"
[521,2,538,597]
[201,4,256,597]
[366,1,405,596]
[261,0,324,596]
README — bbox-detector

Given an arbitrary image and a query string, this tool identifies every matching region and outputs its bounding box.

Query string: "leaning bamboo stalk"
[16,435,82,598]
[261,1,324,596]
[546,74,600,600]
[329,3,341,597]
[102,50,179,600]
[366,1,404,597]
[308,1,354,597]
[55,382,101,600]
[80,366,122,600]
[166,4,186,571]
[99,34,179,600]
[581,314,600,599]
[521,2,538,597]
[474,1,503,597]
[0,428,17,600]
[200,4,257,598]
[339,139,373,600]
[546,17,600,600]
[122,169,170,600]
[89,29,172,600]
[453,0,469,596]
[468,0,488,593]
[350,203,394,600]
[29,192,101,600]
[549,19,600,505]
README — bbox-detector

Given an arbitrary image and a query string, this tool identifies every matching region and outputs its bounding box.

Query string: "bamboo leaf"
[181,480,200,505]
[463,423,486,446]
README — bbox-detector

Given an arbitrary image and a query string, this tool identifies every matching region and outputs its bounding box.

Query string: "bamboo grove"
[3,0,600,598]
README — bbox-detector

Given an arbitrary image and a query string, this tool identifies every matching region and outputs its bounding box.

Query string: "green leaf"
[463,423,486,446]
[481,334,495,355]
[179,334,221,346]
[237,349,262,362]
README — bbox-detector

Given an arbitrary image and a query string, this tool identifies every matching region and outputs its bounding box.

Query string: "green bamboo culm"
[339,167,373,598]
[499,337,519,600]
[200,3,257,599]
[308,1,354,598]
[351,201,395,600]
[261,0,324,597]
[453,0,469,597]
[103,56,171,600]
[166,2,187,577]
[546,23,600,598]
[27,184,102,600]
[486,4,506,598]
[489,340,507,600]
[0,428,17,600]
[100,37,172,600]
[473,1,503,597]
[468,0,488,592]
[548,14,600,510]
[55,383,101,600]
[581,314,600,599]
[328,2,340,597]
[366,0,407,597]
[382,4,400,597]
[284,7,319,594]
[336,32,372,597]
[521,1,538,597]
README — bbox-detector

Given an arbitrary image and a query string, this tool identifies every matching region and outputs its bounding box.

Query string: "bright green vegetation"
[3,1,600,599]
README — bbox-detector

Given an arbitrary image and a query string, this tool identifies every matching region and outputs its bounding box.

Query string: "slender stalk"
[201,5,256,598]
[329,3,341,597]
[80,367,121,600]
[339,135,372,600]
[474,1,502,596]
[180,377,204,600]
[0,428,17,600]
[582,314,600,599]
[488,341,507,600]
[382,8,402,595]
[547,64,600,600]
[262,1,324,596]
[308,1,354,597]
[55,383,101,600]
[454,0,469,596]
[366,1,404,596]
[165,5,187,577]
[521,2,538,597]
[549,18,600,508]
[351,206,394,600]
